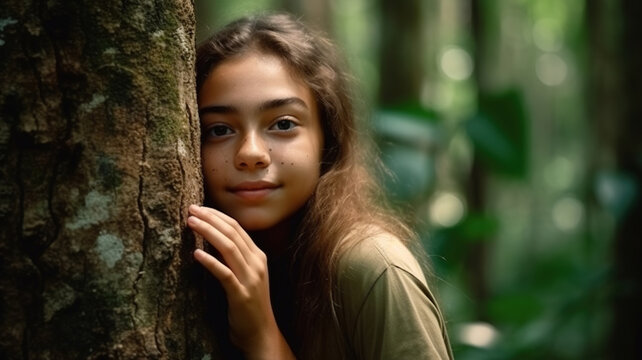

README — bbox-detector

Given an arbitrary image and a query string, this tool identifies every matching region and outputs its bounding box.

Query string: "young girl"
[188,13,453,359]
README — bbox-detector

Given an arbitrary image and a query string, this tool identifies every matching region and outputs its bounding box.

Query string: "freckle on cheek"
[291,162,294,166]
[281,162,284,165]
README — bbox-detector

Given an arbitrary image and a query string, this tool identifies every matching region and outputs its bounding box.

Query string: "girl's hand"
[187,205,295,360]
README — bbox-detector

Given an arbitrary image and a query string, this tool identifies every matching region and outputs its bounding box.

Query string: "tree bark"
[0,0,217,358]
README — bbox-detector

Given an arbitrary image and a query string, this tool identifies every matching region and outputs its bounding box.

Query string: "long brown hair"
[196,13,415,356]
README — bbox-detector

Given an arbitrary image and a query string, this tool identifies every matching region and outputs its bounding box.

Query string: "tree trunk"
[466,0,490,321]
[587,0,642,357]
[377,0,425,105]
[281,0,333,34]
[0,0,218,358]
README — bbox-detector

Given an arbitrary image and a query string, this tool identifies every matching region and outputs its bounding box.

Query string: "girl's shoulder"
[332,226,454,359]
[336,226,426,286]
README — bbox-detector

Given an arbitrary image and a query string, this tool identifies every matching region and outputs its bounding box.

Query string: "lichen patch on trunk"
[66,190,112,230]
[95,231,125,268]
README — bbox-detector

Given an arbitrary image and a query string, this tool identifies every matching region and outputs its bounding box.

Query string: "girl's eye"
[206,124,234,138]
[270,119,297,131]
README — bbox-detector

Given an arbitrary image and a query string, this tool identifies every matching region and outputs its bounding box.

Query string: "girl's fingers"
[199,206,261,253]
[194,249,241,294]
[188,215,249,280]
[196,207,267,272]
[191,205,259,255]
[189,205,252,257]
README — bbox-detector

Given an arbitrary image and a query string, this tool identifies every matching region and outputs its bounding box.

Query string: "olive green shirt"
[312,232,454,359]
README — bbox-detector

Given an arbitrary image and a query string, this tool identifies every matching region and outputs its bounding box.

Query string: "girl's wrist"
[243,324,295,360]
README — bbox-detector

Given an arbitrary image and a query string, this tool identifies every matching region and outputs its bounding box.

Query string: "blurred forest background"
[195,0,641,359]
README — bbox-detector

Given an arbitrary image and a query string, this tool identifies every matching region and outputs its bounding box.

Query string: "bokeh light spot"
[552,196,584,232]
[536,53,567,86]
[458,322,499,348]
[440,47,473,81]
[429,192,465,227]
[533,18,563,52]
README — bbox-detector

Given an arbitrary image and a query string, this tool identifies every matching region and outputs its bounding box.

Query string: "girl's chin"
[234,215,282,232]
[212,205,302,234]
[239,221,275,232]
[245,214,300,237]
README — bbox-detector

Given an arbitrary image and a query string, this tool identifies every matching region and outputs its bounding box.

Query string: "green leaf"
[465,89,529,177]
[487,291,544,326]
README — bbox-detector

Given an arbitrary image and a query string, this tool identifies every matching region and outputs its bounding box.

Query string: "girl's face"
[198,51,324,231]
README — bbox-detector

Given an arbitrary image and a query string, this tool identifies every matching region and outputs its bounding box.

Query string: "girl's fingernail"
[189,204,199,212]
[187,216,198,224]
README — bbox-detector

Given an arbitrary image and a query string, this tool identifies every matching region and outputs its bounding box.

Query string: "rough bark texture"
[0,0,218,358]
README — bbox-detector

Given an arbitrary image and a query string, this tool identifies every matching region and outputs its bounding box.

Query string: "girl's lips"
[232,188,277,201]
[230,180,278,190]
[228,181,279,201]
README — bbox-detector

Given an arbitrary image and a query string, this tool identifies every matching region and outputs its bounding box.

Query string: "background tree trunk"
[463,0,490,321]
[587,0,642,357]
[281,0,332,34]
[0,0,218,358]
[377,0,425,105]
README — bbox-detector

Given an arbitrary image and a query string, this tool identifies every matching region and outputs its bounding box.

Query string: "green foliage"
[465,89,529,178]
[373,106,442,205]
[380,102,441,124]
[426,213,499,275]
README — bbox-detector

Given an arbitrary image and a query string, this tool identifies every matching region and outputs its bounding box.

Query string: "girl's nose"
[235,132,271,170]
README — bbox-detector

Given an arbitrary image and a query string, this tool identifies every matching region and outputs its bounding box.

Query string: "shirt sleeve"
[349,264,453,360]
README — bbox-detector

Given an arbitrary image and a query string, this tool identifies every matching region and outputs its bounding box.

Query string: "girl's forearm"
[243,325,296,360]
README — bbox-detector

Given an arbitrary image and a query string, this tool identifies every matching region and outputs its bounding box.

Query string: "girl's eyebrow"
[198,97,308,117]
[258,97,308,112]
[199,105,235,116]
